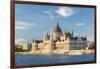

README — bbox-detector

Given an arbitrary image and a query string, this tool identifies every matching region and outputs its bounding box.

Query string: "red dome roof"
[53,23,62,32]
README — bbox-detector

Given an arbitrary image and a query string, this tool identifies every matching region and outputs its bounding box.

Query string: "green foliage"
[15,48,29,52]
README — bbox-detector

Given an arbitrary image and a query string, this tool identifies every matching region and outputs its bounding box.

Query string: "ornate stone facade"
[31,23,87,53]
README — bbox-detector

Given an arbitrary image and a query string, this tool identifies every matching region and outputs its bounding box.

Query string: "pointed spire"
[33,38,34,42]
[57,21,59,27]
[33,33,35,42]
[33,38,36,43]
[50,33,53,41]
[65,29,67,33]
[43,31,49,40]
[72,30,73,36]
[43,31,46,40]
[64,29,67,35]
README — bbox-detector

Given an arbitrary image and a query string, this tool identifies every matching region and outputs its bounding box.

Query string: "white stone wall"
[31,43,38,51]
[19,42,28,50]
[69,39,87,50]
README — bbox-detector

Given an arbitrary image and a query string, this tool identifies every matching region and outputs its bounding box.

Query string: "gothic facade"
[31,23,87,53]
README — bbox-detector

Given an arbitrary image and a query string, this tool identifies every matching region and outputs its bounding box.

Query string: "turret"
[72,30,73,36]
[43,32,49,41]
[50,33,53,41]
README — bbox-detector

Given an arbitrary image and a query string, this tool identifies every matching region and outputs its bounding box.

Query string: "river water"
[15,54,95,66]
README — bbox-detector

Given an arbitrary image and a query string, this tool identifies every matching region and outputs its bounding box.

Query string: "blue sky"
[15,4,95,42]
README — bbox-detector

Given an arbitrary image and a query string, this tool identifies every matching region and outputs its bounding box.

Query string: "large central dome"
[52,22,62,41]
[53,23,62,33]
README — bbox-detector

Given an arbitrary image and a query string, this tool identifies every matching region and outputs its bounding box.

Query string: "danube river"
[15,54,95,66]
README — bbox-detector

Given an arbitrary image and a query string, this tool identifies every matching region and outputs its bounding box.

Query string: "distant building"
[15,44,22,50]
[31,22,87,53]
[87,41,95,50]
[16,41,32,51]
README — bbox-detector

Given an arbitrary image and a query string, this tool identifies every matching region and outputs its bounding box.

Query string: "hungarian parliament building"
[30,23,87,53]
[16,23,91,54]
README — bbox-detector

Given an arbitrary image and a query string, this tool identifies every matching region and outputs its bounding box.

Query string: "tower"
[32,39,38,51]
[63,29,67,40]
[52,22,62,41]
[50,33,56,50]
[72,30,73,36]
[43,32,49,41]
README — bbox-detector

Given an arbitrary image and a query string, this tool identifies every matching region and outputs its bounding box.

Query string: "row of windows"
[70,47,85,50]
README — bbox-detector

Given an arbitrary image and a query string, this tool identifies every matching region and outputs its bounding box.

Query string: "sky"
[15,4,95,42]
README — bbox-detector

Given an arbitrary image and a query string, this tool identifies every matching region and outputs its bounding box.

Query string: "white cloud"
[55,7,76,17]
[43,11,54,19]
[15,26,28,30]
[16,21,32,27]
[42,7,76,19]
[15,37,26,44]
[15,21,32,30]
[75,23,85,26]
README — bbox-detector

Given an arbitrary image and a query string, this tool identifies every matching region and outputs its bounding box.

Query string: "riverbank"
[15,50,94,55]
